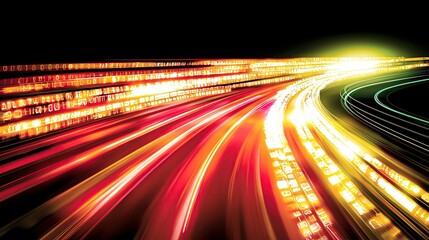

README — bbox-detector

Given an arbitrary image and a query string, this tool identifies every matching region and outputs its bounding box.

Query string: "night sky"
[1,10,428,65]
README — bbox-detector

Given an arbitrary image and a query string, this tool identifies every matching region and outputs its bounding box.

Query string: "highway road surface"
[0,58,428,239]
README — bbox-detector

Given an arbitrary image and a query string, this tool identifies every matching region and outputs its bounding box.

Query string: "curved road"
[1,58,429,240]
[1,83,341,239]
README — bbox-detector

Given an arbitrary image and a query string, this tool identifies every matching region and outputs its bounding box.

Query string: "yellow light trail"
[304,64,429,232]
[2,57,429,240]
[265,58,429,239]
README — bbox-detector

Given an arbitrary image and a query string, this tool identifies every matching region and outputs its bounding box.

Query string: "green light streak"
[374,78,429,125]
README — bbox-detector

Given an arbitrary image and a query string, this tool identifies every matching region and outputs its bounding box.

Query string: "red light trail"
[1,58,428,239]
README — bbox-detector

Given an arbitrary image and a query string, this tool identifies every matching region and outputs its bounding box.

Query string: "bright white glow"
[329,59,379,73]
[328,175,341,185]
[130,84,177,96]
[340,189,356,203]
[338,143,355,160]
[385,184,416,212]
[277,180,289,189]
[289,110,306,127]
[352,202,367,215]
[378,178,387,188]
[410,185,421,194]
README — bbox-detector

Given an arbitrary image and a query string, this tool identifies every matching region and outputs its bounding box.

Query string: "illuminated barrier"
[0,71,321,124]
[264,75,340,239]
[0,78,232,122]
[264,58,428,239]
[0,59,292,73]
[291,85,406,239]
[0,59,332,94]
[0,65,251,94]
[0,61,325,122]
[304,63,429,231]
[0,65,251,88]
[291,61,429,237]
[0,61,202,73]
[2,57,427,73]
[0,58,334,73]
[0,86,231,139]
[0,59,333,140]
[2,58,423,140]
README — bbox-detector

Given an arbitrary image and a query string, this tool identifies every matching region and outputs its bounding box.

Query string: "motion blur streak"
[41,95,264,240]
[177,99,267,236]
[342,75,429,155]
[265,59,429,239]
[1,58,429,239]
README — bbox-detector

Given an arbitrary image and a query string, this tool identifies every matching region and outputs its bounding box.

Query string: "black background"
[1,5,428,65]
